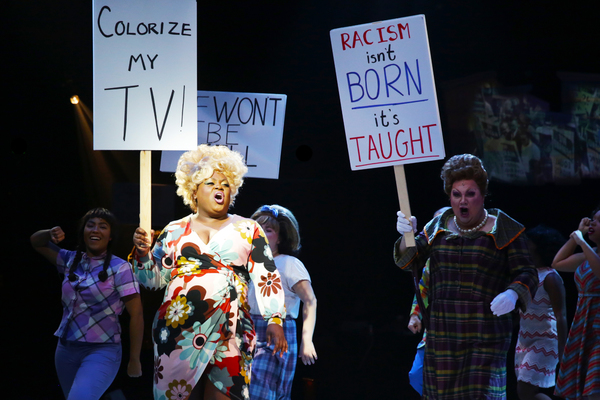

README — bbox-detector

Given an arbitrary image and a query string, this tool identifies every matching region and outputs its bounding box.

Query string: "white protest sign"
[160,91,287,179]
[93,0,197,150]
[330,15,445,170]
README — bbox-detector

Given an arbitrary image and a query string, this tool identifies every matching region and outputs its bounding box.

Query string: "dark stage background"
[6,1,599,399]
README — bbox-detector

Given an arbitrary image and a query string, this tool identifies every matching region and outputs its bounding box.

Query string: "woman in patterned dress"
[132,145,287,400]
[514,225,567,400]
[394,154,538,399]
[552,205,600,400]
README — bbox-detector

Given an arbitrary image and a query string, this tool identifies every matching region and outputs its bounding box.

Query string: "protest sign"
[93,0,197,151]
[160,91,287,179]
[330,14,445,171]
[331,15,444,246]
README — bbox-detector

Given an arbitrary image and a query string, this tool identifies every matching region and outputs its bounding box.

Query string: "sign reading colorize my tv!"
[93,0,197,151]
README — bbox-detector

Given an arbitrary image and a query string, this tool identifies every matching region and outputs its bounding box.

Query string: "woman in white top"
[248,204,317,400]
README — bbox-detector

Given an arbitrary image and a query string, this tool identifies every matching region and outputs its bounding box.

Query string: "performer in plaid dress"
[31,208,143,400]
[248,204,317,400]
[395,154,538,400]
[552,205,600,400]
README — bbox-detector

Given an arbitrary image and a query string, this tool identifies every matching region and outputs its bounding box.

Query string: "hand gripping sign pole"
[330,14,446,248]
[93,0,197,242]
[394,165,415,247]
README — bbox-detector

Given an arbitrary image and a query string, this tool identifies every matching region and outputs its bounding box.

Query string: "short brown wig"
[251,204,301,256]
[440,154,489,196]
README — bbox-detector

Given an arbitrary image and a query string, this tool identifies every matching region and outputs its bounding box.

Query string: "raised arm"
[30,226,65,265]
[570,229,600,279]
[395,211,417,255]
[552,217,594,273]
[293,280,318,365]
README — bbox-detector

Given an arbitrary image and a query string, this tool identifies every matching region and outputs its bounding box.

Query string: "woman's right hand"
[397,211,417,234]
[578,217,591,235]
[133,227,154,256]
[407,314,422,334]
[49,226,65,244]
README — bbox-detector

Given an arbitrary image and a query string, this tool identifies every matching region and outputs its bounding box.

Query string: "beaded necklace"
[454,209,488,234]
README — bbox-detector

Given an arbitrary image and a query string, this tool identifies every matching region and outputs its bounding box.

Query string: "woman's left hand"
[127,358,142,377]
[299,341,318,365]
[490,289,518,316]
[571,229,586,246]
[266,324,288,357]
[578,217,591,234]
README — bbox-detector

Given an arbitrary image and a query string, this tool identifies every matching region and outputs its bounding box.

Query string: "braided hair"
[68,208,119,283]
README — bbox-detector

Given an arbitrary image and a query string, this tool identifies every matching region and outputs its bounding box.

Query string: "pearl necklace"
[454,209,488,234]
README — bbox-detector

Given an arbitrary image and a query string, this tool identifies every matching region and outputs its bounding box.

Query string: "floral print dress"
[131,215,285,400]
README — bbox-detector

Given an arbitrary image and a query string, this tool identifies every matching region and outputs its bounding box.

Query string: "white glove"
[396,211,417,234]
[490,289,518,316]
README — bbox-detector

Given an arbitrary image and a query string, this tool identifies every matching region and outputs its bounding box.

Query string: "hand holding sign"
[330,15,444,247]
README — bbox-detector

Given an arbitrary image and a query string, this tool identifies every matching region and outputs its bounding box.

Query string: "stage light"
[70,95,80,104]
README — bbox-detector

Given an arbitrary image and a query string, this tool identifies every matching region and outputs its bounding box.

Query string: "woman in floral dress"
[132,144,287,400]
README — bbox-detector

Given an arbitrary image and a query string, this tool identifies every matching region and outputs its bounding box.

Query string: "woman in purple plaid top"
[31,208,144,400]
[395,154,538,399]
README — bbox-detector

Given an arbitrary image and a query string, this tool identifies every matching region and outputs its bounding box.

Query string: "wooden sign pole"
[140,150,152,239]
[394,164,415,247]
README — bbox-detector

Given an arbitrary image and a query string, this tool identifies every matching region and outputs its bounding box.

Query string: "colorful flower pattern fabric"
[555,260,600,399]
[514,267,562,388]
[131,215,285,400]
[248,254,312,399]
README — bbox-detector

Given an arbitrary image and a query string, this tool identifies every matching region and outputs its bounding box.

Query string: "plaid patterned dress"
[395,208,537,400]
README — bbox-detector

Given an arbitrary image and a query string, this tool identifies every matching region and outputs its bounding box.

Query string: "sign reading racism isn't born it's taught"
[330,15,445,170]
[93,0,197,151]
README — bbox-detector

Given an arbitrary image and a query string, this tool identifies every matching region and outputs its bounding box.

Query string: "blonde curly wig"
[175,144,248,212]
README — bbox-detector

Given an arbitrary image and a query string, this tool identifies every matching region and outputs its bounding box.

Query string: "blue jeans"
[55,338,122,400]
[408,346,425,395]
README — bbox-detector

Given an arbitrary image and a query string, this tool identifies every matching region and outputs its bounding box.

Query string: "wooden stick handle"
[140,151,152,238]
[394,164,415,247]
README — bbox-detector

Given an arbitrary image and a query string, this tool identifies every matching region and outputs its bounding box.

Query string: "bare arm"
[30,227,65,265]
[293,280,318,365]
[552,218,590,272]
[570,230,600,279]
[123,293,144,377]
[544,272,567,361]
